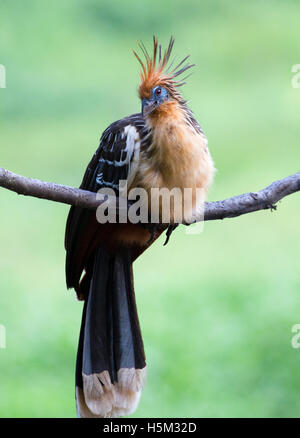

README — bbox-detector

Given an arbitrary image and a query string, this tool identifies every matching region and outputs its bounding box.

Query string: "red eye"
[155,87,162,96]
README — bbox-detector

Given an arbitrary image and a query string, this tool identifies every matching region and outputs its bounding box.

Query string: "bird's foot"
[146,223,160,244]
[140,222,161,245]
[163,224,178,246]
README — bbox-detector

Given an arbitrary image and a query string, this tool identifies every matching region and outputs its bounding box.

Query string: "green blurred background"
[0,0,300,418]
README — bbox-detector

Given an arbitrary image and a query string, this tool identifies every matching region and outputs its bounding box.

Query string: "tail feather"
[75,246,146,418]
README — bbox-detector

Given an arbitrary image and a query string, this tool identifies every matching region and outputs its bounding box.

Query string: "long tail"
[75,246,146,418]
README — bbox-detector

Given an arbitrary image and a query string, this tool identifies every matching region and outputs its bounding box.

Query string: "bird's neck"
[146,100,185,127]
[145,101,200,177]
[133,100,214,224]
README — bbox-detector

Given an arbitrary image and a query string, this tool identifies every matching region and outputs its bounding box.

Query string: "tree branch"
[0,167,299,223]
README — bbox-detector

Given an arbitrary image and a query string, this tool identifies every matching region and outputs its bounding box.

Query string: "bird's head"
[133,36,194,118]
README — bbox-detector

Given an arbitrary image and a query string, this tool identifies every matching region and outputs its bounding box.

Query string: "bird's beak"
[142,98,157,117]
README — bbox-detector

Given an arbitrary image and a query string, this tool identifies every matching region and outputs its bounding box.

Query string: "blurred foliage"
[0,0,300,418]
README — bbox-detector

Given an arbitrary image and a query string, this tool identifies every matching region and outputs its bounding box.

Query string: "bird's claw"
[141,222,178,246]
[163,224,178,246]
[146,223,159,244]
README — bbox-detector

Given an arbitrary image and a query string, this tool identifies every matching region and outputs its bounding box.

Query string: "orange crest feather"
[133,36,194,100]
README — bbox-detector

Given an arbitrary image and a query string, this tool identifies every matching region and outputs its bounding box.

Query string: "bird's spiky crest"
[133,36,195,100]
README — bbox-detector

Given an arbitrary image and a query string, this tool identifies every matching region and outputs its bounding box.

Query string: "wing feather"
[65,113,147,292]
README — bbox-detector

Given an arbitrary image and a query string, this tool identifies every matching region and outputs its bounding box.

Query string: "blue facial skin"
[142,86,169,116]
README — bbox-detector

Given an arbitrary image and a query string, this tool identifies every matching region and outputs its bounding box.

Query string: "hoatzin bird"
[65,36,215,418]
